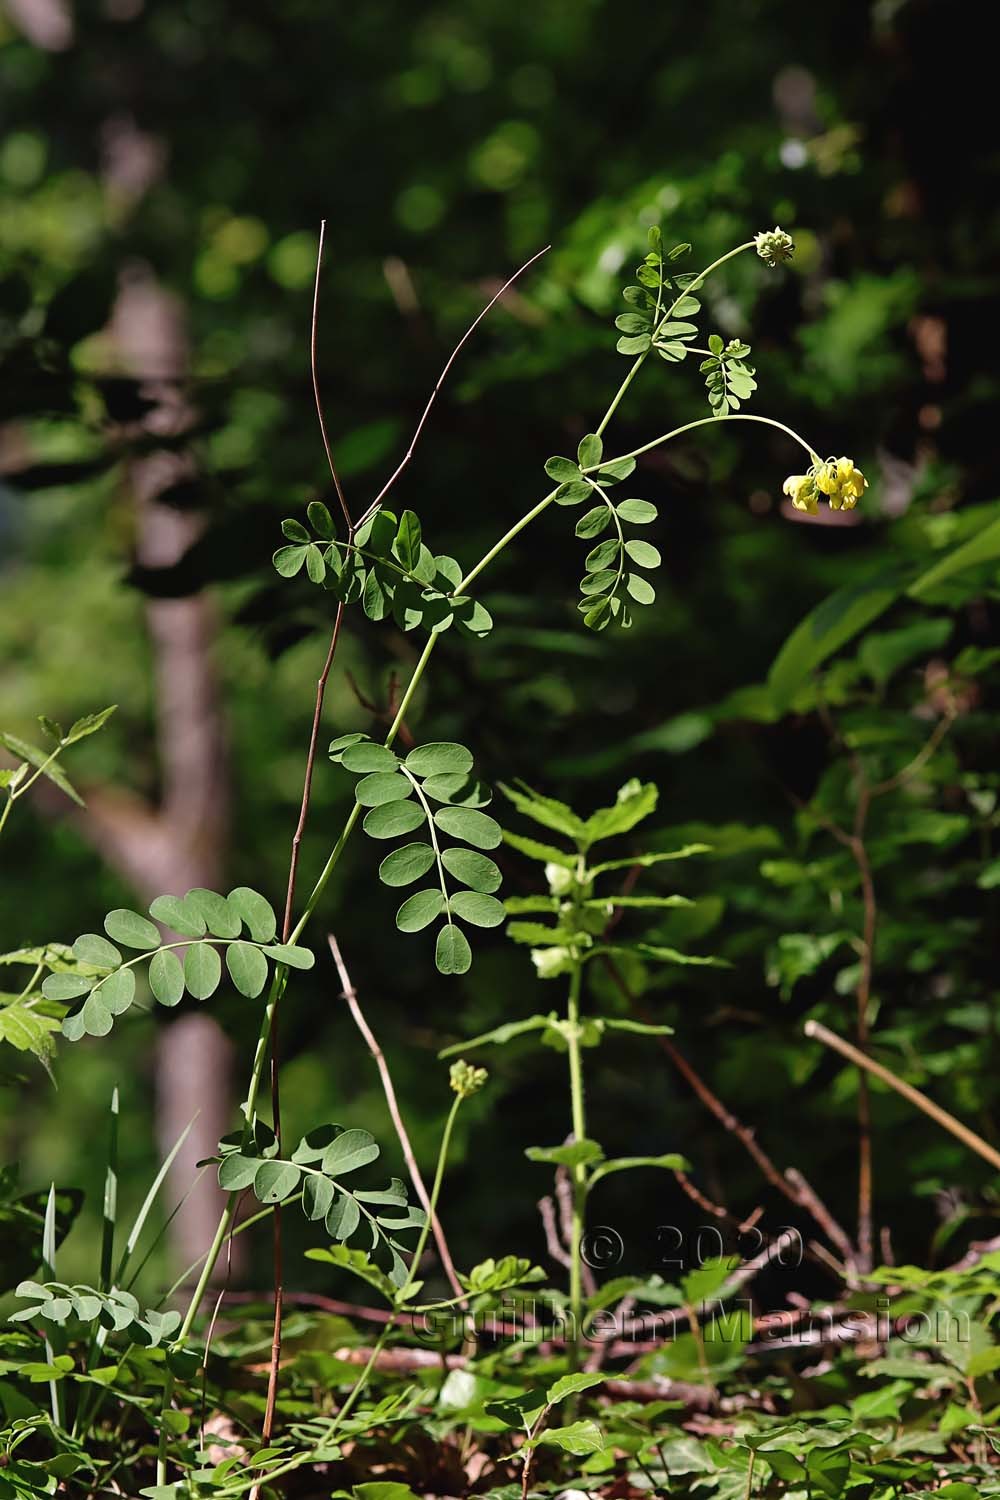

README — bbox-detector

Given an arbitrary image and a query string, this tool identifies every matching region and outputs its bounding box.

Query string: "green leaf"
[439,1014,555,1056]
[532,1421,605,1456]
[435,923,472,975]
[0,1002,60,1056]
[404,742,474,777]
[72,934,121,969]
[226,887,277,943]
[185,888,242,939]
[449,892,505,927]
[393,510,422,571]
[364,801,426,838]
[600,1017,675,1036]
[575,505,611,540]
[322,1128,380,1176]
[184,944,222,1001]
[329,732,367,763]
[544,455,581,483]
[0,732,84,806]
[420,773,490,807]
[99,968,136,1016]
[577,433,603,468]
[433,806,502,849]
[584,779,658,843]
[585,538,620,573]
[281,518,310,543]
[396,889,445,932]
[226,942,268,998]
[307,499,335,538]
[909,514,1000,598]
[43,971,94,1001]
[261,943,314,970]
[305,543,326,584]
[254,1160,301,1203]
[302,1174,335,1220]
[378,843,436,887]
[218,1153,259,1192]
[79,991,114,1037]
[625,573,656,605]
[104,909,161,950]
[148,893,207,938]
[272,544,308,577]
[615,498,657,524]
[553,479,593,507]
[148,949,185,1007]
[304,1244,398,1303]
[768,569,909,714]
[680,1256,740,1305]
[502,828,574,867]
[588,1153,689,1187]
[547,1372,605,1405]
[355,771,413,807]
[595,457,636,482]
[624,538,661,569]
[441,848,502,893]
[63,705,117,744]
[500,782,586,841]
[341,743,401,773]
[616,333,651,355]
[525,1138,605,1169]
[325,1190,362,1240]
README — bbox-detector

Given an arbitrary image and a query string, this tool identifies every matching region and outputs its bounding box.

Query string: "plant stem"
[597,411,820,471]
[565,854,589,1364]
[804,1019,1000,1172]
[327,1092,463,1434]
[595,242,755,437]
[157,238,802,1453]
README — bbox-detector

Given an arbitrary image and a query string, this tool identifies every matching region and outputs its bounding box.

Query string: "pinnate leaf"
[104,909,160,950]
[396,889,445,932]
[184,944,222,1000]
[378,843,436,887]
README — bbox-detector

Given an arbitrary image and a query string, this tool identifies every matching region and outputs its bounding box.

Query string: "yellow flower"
[816,456,867,510]
[782,472,818,514]
[785,457,867,514]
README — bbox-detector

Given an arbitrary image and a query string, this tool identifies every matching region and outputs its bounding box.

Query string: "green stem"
[0,795,13,841]
[153,237,789,1470]
[156,970,286,1484]
[565,854,589,1366]
[595,242,754,437]
[594,411,819,471]
[322,1092,463,1437]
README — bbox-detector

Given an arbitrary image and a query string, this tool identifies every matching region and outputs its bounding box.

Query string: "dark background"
[2,0,998,1303]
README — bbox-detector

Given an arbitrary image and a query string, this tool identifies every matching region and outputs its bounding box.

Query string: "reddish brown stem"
[257,228,352,1474]
[354,245,550,531]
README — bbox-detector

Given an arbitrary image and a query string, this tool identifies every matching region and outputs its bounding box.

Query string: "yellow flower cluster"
[783,457,867,515]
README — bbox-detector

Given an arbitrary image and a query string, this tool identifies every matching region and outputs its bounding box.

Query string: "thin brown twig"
[538,1194,572,1271]
[311,220,351,530]
[354,245,551,531]
[327,933,465,1301]
[804,1018,1000,1172]
[257,226,354,1473]
[601,952,856,1266]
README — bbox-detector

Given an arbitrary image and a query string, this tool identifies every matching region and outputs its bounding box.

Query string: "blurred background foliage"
[2,0,999,1303]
